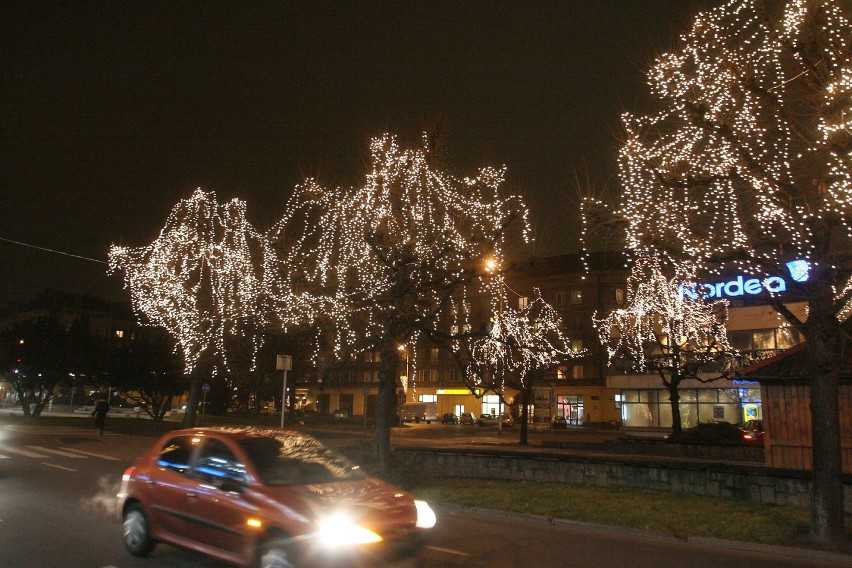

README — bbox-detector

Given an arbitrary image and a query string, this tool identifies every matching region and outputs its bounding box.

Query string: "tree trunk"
[182,376,200,427]
[518,385,530,446]
[667,381,682,434]
[374,336,401,472]
[804,313,845,545]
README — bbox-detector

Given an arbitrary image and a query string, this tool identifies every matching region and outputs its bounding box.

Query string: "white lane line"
[0,443,49,458]
[27,445,86,458]
[425,545,469,556]
[42,462,76,472]
[59,447,121,461]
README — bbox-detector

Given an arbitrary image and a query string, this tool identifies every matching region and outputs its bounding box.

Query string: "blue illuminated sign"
[678,260,809,301]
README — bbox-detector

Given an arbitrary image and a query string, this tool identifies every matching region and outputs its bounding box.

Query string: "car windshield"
[238,434,365,487]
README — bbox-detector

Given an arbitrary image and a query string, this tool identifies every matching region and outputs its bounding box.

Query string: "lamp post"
[276,355,292,428]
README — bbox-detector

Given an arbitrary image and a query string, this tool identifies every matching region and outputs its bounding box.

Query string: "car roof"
[164,427,304,441]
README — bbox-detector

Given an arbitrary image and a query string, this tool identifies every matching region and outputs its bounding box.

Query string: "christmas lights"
[109,189,268,375]
[264,133,528,385]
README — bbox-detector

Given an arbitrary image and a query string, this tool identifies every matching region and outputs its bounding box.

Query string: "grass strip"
[408,477,852,548]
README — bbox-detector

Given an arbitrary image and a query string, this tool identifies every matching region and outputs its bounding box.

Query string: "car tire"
[122,503,156,557]
[257,537,297,568]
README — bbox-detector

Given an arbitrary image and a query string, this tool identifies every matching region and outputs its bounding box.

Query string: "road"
[0,422,847,568]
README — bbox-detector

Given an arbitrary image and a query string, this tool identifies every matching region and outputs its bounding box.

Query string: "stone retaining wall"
[396,447,852,513]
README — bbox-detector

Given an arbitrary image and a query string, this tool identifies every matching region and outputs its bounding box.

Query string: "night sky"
[1,0,718,306]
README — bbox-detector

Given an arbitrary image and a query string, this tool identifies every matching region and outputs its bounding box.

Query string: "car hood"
[257,477,417,532]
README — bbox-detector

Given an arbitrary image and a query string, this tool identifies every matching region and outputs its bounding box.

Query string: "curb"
[435,503,852,566]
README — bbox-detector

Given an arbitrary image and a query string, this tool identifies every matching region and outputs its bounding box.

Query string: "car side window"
[157,436,196,475]
[195,438,247,483]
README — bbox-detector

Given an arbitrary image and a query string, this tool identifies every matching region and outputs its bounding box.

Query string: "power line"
[0,236,108,264]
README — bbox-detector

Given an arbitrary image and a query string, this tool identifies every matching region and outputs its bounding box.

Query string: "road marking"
[0,454,9,459]
[27,445,86,458]
[59,447,121,460]
[425,545,468,556]
[0,443,49,458]
[42,462,76,472]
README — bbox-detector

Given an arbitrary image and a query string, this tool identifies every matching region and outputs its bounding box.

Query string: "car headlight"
[315,513,382,547]
[414,500,437,529]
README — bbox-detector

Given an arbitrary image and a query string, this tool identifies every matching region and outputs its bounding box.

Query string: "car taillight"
[122,466,136,481]
[743,433,754,440]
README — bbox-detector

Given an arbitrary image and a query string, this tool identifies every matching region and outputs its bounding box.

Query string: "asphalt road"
[0,422,848,568]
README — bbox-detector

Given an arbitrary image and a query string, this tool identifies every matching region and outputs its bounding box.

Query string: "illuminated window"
[518,296,529,309]
[572,365,584,379]
[570,289,583,305]
[115,330,125,338]
[419,394,437,403]
[571,339,584,354]
[430,348,439,363]
[557,365,568,380]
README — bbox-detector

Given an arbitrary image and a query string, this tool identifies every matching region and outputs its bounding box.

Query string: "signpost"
[276,355,292,428]
[201,383,210,415]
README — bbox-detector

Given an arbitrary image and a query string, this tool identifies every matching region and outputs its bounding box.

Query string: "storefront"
[614,381,762,429]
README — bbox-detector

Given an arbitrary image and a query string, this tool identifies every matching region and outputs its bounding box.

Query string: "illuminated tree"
[583,0,850,543]
[266,133,526,469]
[464,286,576,445]
[594,257,735,435]
[109,189,268,426]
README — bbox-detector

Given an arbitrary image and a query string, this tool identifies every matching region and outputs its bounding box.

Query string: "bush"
[666,421,743,446]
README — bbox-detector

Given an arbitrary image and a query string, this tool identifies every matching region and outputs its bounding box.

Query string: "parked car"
[332,408,351,421]
[116,427,437,567]
[398,402,438,424]
[476,413,513,427]
[458,412,477,425]
[740,419,765,442]
[552,416,568,429]
[441,412,459,424]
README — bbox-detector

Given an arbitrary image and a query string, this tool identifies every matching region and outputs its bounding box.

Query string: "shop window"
[776,326,801,349]
[752,330,776,350]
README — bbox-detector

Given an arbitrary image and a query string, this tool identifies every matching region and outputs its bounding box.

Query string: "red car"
[116,427,436,567]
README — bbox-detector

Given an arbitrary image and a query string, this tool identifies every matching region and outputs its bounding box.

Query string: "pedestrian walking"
[92,396,110,436]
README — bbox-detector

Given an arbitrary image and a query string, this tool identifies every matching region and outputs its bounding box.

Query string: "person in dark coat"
[92,396,110,436]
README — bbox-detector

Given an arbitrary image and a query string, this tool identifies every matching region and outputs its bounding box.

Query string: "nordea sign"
[678,260,810,301]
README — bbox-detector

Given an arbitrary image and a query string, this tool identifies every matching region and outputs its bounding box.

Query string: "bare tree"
[266,133,526,470]
[593,257,736,435]
[583,0,851,543]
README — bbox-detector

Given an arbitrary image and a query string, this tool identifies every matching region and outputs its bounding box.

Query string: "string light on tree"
[582,0,851,543]
[109,188,268,376]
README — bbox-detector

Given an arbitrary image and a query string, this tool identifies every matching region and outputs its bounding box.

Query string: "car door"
[146,435,201,539]
[182,437,257,561]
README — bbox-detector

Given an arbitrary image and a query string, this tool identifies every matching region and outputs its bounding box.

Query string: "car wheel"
[257,538,297,568]
[122,503,156,557]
